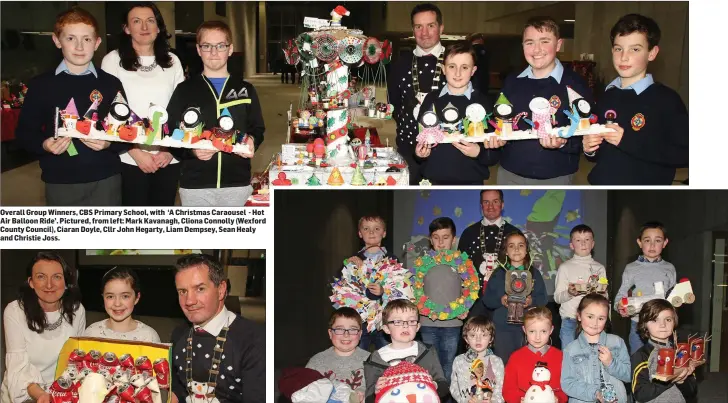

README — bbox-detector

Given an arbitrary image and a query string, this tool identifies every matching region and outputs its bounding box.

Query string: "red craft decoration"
[118,126,137,141]
[76,120,91,135]
[656,348,675,376]
[272,172,293,186]
[675,343,690,368]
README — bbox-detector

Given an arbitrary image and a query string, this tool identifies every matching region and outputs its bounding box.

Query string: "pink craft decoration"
[417,126,445,145]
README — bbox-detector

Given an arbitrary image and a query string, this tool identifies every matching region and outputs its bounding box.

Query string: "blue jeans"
[359,327,388,351]
[560,318,578,348]
[629,320,644,355]
[420,326,460,380]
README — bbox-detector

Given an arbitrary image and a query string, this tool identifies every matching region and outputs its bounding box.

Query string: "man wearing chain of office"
[459,190,519,320]
[388,3,447,185]
[170,254,264,402]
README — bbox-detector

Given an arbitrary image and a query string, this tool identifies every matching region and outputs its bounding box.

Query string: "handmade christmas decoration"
[523,362,557,403]
[666,278,695,307]
[503,263,534,324]
[621,281,666,316]
[330,5,350,27]
[573,275,608,294]
[53,337,170,403]
[469,358,494,400]
[413,250,479,321]
[279,368,355,403]
[350,165,367,185]
[56,93,250,154]
[330,257,414,332]
[374,362,439,403]
[566,86,595,130]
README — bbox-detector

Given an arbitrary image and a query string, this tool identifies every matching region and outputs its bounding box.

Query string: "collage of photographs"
[0,1,721,403]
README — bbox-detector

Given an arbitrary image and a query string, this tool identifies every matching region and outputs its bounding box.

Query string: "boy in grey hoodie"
[614,222,676,354]
[363,299,449,403]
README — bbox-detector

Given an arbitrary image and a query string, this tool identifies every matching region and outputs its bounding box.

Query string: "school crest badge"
[89,90,103,103]
[631,113,646,131]
[549,95,561,109]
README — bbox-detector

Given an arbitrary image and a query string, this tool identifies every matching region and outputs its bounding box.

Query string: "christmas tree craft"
[327,167,345,186]
[306,173,322,186]
[350,165,366,185]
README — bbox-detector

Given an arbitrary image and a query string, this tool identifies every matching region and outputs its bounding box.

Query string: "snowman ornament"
[523,363,557,403]
[375,362,440,403]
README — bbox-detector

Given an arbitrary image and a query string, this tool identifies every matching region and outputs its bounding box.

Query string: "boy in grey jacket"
[363,299,449,403]
[614,222,676,354]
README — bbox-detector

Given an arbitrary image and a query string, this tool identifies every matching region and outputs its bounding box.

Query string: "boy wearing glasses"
[167,20,265,206]
[306,307,369,402]
[363,299,449,403]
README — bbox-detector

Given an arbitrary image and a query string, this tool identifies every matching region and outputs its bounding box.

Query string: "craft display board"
[56,128,251,154]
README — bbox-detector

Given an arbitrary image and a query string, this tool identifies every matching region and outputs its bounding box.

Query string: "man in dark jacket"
[167,20,264,206]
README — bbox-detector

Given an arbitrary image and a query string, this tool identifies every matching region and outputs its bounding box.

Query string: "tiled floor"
[0,74,688,205]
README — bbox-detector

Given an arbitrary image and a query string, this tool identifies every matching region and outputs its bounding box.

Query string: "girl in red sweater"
[503,307,568,403]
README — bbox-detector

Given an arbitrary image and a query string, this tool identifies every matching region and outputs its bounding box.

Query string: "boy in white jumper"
[554,224,607,348]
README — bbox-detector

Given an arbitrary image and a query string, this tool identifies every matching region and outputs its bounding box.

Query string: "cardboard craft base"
[55,337,172,403]
[420,124,616,144]
[56,128,251,154]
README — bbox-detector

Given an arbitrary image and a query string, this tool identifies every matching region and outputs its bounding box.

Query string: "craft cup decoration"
[413,250,479,321]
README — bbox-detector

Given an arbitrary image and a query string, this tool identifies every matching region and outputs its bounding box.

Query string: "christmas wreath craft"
[295,33,315,62]
[313,33,339,62]
[362,37,382,64]
[413,250,479,321]
[330,257,414,332]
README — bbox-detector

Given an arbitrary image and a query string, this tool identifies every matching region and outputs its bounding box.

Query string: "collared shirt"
[517,58,564,84]
[637,255,663,263]
[413,42,445,58]
[481,216,503,227]
[55,60,98,78]
[194,306,236,337]
[439,82,473,100]
[605,74,654,95]
[527,344,551,355]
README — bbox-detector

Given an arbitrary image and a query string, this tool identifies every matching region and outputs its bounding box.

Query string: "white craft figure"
[528,97,556,139]
[621,281,665,316]
[186,380,220,403]
[523,364,557,403]
[78,373,109,403]
[375,362,440,403]
[330,5,350,27]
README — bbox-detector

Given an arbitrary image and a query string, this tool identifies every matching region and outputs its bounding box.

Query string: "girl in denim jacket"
[561,294,631,402]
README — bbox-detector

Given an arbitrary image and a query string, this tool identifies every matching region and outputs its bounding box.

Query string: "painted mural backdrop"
[404,190,584,295]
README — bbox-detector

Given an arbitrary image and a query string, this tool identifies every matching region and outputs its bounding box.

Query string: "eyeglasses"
[386,320,419,327]
[199,43,230,52]
[330,328,361,336]
[386,355,417,366]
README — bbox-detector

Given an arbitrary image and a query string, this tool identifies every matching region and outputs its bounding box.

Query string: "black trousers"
[45,174,121,206]
[121,162,181,206]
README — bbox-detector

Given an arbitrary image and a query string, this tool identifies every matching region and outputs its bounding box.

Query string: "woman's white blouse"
[1,300,86,403]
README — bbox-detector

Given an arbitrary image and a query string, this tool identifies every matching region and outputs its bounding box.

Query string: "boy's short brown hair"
[382,299,418,323]
[329,307,362,328]
[54,6,99,38]
[358,215,386,229]
[637,299,677,339]
[570,224,594,239]
[523,306,553,325]
[638,221,667,239]
[444,41,476,65]
[462,316,496,346]
[196,20,233,45]
[523,16,560,39]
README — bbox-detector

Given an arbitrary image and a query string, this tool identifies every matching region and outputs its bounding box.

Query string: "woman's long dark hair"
[117,2,173,71]
[18,251,82,333]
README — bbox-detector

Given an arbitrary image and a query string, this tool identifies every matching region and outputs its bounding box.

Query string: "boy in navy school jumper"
[583,14,688,185]
[414,41,500,185]
[497,17,592,185]
[16,7,128,206]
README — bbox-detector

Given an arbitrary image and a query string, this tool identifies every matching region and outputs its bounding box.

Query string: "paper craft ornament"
[63,98,79,118]
[528,97,556,139]
[313,34,339,62]
[83,99,99,120]
[338,37,363,65]
[327,167,345,186]
[279,368,355,403]
[363,37,382,64]
[566,86,593,130]
[523,362,557,403]
[504,264,534,324]
[490,93,515,136]
[306,173,322,186]
[330,257,414,332]
[375,362,439,403]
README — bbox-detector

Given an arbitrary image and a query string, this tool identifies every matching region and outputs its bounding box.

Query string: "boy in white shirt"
[553,224,607,348]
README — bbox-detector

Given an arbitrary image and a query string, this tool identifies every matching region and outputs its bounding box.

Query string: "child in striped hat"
[375,361,440,403]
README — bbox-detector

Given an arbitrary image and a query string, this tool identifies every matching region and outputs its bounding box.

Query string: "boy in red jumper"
[503,307,567,403]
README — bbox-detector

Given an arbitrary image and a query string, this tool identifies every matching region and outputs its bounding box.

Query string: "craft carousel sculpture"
[268,6,410,187]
